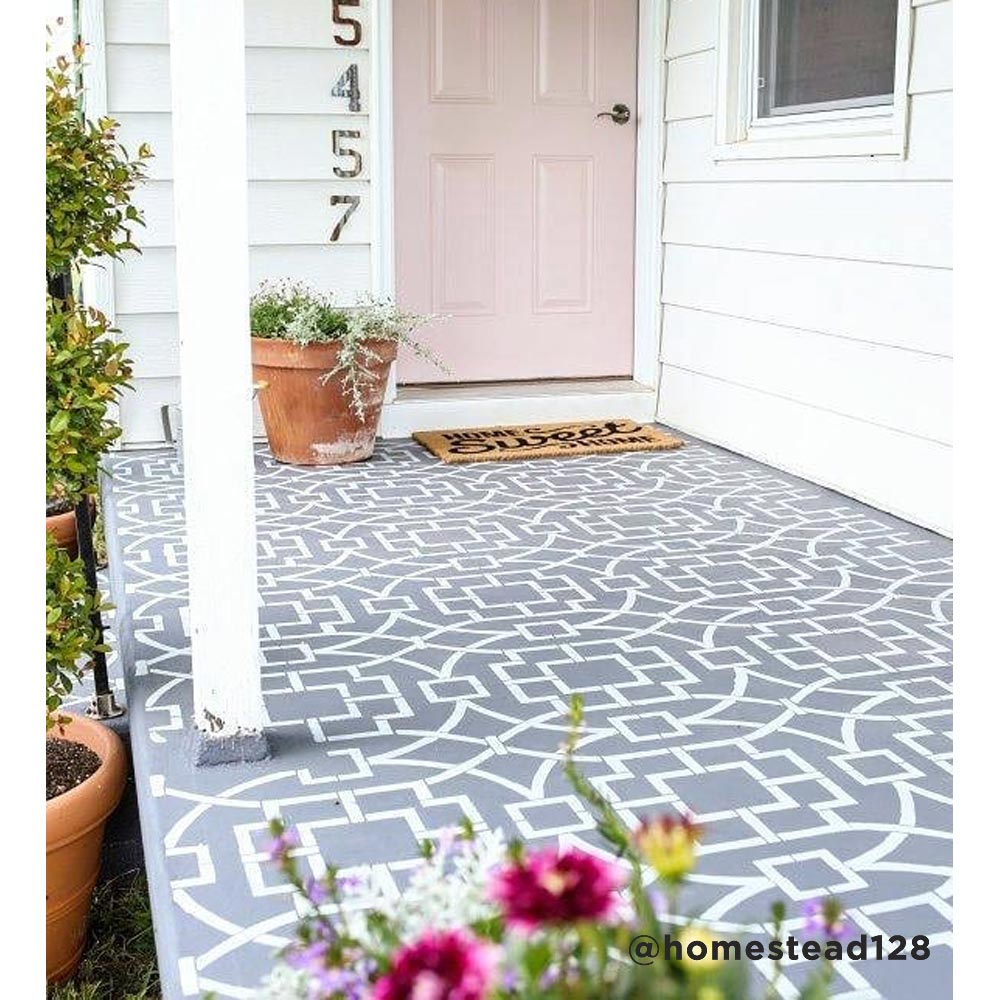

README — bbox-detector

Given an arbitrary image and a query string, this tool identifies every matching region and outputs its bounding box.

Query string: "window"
[757,0,898,117]
[715,0,911,160]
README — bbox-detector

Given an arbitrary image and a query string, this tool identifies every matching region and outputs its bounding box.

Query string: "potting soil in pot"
[47,739,101,800]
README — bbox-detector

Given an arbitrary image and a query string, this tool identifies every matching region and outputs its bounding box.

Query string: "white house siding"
[98,0,374,444]
[656,0,953,535]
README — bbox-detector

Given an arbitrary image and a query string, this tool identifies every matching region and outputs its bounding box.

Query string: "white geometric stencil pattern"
[103,437,952,1000]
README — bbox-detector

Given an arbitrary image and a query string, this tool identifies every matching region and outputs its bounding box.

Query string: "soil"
[47,738,102,800]
[47,497,74,517]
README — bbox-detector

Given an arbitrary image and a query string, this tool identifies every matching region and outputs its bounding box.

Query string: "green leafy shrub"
[46,37,147,502]
[46,294,133,503]
[46,535,104,729]
[45,37,149,722]
[250,281,443,419]
[46,42,151,277]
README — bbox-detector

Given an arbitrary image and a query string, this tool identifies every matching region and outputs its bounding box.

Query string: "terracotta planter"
[46,714,127,984]
[46,499,96,560]
[252,337,397,465]
[46,508,79,559]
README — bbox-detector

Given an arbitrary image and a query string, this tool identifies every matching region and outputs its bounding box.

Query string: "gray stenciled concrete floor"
[103,433,953,1000]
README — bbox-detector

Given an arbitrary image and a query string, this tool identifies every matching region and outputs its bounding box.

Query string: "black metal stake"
[76,494,124,720]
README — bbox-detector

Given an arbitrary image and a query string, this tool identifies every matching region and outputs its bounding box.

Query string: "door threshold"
[380,379,658,438]
[396,377,649,401]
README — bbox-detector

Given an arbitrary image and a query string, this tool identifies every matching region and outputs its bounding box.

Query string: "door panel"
[431,155,497,314]
[394,0,638,384]
[535,0,596,105]
[533,156,594,312]
[430,0,498,102]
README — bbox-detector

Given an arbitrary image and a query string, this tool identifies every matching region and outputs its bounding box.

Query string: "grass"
[49,871,160,1000]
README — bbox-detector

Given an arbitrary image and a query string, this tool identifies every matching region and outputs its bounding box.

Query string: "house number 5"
[331,130,363,178]
[332,0,362,46]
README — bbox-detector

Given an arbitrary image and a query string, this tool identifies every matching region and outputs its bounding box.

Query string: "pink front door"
[393,0,638,384]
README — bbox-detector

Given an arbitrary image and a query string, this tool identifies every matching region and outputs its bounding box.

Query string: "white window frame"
[714,0,914,161]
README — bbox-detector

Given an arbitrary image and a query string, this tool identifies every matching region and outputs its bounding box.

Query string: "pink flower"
[372,930,498,1000]
[490,847,626,932]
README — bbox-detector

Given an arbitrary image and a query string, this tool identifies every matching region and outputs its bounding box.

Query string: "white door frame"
[371,0,665,433]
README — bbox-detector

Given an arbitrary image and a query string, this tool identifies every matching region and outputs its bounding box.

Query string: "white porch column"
[167,0,268,762]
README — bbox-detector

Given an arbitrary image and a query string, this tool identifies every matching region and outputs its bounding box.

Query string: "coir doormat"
[413,419,684,464]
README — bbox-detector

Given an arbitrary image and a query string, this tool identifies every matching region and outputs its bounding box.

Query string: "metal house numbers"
[331,0,363,46]
[330,63,362,113]
[328,0,367,243]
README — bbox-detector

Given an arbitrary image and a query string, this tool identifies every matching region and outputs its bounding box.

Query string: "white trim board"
[79,0,117,324]
[379,380,658,438]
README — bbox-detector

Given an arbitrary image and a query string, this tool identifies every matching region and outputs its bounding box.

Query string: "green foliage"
[46,535,103,729]
[47,872,160,1000]
[250,280,350,343]
[46,42,151,277]
[45,37,146,716]
[250,281,444,420]
[46,295,133,503]
[46,36,144,501]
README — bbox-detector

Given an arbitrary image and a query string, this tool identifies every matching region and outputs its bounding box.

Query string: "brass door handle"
[596,103,631,125]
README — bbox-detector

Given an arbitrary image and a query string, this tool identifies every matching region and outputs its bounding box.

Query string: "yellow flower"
[678,925,720,975]
[696,988,725,1000]
[634,814,702,883]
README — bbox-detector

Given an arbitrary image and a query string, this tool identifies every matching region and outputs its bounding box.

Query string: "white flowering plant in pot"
[249,282,445,465]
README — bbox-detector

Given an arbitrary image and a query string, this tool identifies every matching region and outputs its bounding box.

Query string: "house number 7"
[329,194,360,242]
[331,0,362,46]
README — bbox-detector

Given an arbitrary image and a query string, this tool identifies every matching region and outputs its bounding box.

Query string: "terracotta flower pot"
[46,714,127,984]
[46,508,79,559]
[46,499,96,561]
[252,337,397,465]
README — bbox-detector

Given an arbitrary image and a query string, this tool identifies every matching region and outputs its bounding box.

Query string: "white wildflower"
[254,962,311,1000]
[347,827,507,946]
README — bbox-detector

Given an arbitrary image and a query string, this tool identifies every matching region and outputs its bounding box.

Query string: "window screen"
[758,0,898,117]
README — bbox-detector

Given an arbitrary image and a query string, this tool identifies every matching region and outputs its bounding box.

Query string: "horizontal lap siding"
[657,0,953,534]
[100,0,373,445]
[661,306,952,444]
[663,92,952,182]
[105,0,373,46]
[661,245,951,356]
[664,181,951,268]
[115,246,370,380]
